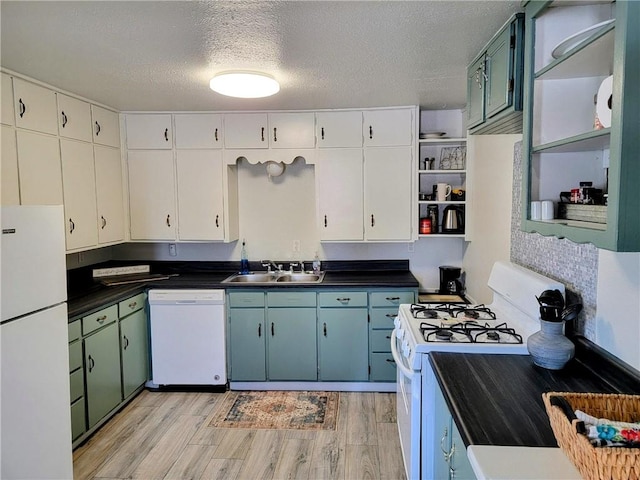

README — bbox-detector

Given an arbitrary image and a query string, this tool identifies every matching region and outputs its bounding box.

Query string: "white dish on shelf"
[420,132,447,139]
[551,19,615,59]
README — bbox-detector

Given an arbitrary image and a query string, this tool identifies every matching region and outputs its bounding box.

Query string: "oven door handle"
[390,329,415,378]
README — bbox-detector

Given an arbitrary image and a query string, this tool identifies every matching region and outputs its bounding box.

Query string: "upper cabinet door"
[363,109,413,146]
[316,111,362,148]
[1,73,15,126]
[466,55,486,129]
[224,113,269,149]
[13,78,58,135]
[91,106,120,148]
[485,24,514,119]
[57,94,92,142]
[94,145,124,244]
[16,130,63,205]
[125,114,172,149]
[174,114,223,149]
[268,112,315,149]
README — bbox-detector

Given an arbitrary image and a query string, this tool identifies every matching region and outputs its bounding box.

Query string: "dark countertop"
[67,261,419,319]
[430,341,640,448]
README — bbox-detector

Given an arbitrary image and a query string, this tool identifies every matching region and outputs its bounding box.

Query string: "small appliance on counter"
[439,265,464,295]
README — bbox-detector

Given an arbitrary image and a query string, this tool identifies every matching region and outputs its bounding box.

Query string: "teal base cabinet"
[68,320,85,441]
[318,292,368,381]
[119,294,149,399]
[229,307,266,381]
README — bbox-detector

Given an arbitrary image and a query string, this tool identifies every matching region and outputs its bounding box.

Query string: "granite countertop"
[429,342,640,448]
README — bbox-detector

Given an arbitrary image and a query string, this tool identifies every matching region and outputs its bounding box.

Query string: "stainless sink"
[222,271,324,284]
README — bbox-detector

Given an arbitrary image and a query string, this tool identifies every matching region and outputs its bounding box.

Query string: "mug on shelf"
[436,183,452,202]
[531,201,542,220]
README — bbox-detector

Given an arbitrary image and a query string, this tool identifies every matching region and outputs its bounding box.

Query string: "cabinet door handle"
[101,216,107,229]
[166,214,171,227]
[324,215,328,228]
[61,111,68,128]
[258,323,262,337]
[369,125,373,139]
[95,121,101,136]
[123,335,129,350]
[69,218,75,234]
[440,427,452,460]
[215,214,219,228]
[164,128,169,142]
[385,313,397,318]
[371,214,375,227]
[271,322,275,336]
[386,296,400,301]
[128,301,137,309]
[214,128,218,142]
[88,355,95,372]
[336,297,351,303]
[18,99,26,118]
[385,357,395,363]
[321,127,325,140]
[323,322,327,337]
[273,127,277,142]
[96,315,107,324]
[261,127,265,142]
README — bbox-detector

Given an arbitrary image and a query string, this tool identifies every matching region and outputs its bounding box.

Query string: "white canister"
[530,201,542,220]
[542,200,554,220]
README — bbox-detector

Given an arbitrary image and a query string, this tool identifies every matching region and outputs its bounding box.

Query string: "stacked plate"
[419,131,447,139]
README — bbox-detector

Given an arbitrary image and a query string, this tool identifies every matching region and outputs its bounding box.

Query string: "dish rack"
[543,392,640,480]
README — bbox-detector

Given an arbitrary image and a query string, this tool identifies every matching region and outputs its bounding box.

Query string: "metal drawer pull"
[386,296,400,301]
[95,121,101,136]
[96,315,107,324]
[128,301,137,309]
[61,111,68,127]
[101,216,107,229]
[123,335,129,349]
[18,99,26,118]
[336,297,351,302]
[88,355,95,372]
[385,358,395,363]
[385,313,396,318]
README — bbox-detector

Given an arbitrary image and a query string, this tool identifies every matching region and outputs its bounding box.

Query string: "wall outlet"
[169,243,177,256]
[293,239,301,252]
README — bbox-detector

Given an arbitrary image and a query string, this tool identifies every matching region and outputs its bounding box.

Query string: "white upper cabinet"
[224,113,269,149]
[125,114,172,149]
[57,94,92,142]
[12,78,58,135]
[176,150,225,241]
[316,111,362,148]
[1,125,19,205]
[316,149,364,241]
[174,113,223,149]
[94,146,124,244]
[268,112,315,148]
[363,109,413,147]
[16,130,63,205]
[91,105,120,148]
[364,146,413,241]
[1,73,15,126]
[60,139,98,250]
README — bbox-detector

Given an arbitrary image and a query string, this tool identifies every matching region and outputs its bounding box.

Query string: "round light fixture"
[209,72,280,98]
[265,161,285,178]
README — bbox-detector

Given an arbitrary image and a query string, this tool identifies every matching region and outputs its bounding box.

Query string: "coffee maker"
[439,266,464,295]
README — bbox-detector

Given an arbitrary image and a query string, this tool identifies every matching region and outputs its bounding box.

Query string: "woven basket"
[543,392,640,480]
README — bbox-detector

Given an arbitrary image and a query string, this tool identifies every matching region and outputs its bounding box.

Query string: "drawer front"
[370,352,396,382]
[68,320,81,342]
[318,291,368,307]
[370,329,393,352]
[82,305,118,335]
[70,398,86,441]
[69,368,84,403]
[69,340,83,372]
[267,291,316,307]
[370,290,415,307]
[119,292,146,317]
[370,308,399,329]
[228,291,265,308]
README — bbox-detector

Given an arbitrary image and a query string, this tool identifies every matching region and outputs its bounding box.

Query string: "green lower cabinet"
[318,308,369,381]
[70,398,86,441]
[85,321,122,428]
[229,308,266,381]
[267,308,317,380]
[120,309,149,399]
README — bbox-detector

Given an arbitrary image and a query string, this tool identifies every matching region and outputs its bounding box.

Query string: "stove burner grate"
[410,303,497,321]
[418,320,523,344]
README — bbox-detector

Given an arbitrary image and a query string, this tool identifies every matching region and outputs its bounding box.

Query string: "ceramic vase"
[527,319,575,370]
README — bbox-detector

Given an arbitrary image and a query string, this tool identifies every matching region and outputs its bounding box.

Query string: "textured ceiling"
[0,1,521,112]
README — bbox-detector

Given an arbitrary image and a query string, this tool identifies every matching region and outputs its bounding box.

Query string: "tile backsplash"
[510,141,598,339]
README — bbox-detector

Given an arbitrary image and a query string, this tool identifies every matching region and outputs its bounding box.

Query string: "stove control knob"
[402,339,410,357]
[393,317,401,329]
[397,327,405,341]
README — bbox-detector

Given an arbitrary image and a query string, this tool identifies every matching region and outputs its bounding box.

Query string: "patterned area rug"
[209,391,339,430]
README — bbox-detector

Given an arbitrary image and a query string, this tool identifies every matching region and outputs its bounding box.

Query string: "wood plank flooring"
[73,390,407,480]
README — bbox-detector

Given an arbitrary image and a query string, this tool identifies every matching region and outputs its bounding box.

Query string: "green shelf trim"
[532,129,611,154]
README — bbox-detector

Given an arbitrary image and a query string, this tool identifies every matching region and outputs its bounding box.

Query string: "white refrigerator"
[1,205,73,479]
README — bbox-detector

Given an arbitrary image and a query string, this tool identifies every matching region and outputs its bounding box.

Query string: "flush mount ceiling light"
[209,72,280,98]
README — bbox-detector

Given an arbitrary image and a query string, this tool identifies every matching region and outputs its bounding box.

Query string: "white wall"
[462,134,522,303]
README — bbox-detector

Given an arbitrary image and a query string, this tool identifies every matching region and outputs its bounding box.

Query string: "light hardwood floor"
[73,390,407,480]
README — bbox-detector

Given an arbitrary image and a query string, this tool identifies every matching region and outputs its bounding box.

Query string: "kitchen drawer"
[267,291,316,307]
[119,292,146,317]
[82,305,118,336]
[370,352,396,382]
[370,308,399,329]
[70,397,86,441]
[228,291,265,308]
[68,320,81,342]
[318,291,367,307]
[69,368,84,403]
[370,329,393,352]
[370,291,415,307]
[69,340,83,372]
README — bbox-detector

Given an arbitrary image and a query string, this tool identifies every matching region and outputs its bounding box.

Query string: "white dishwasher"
[148,289,226,386]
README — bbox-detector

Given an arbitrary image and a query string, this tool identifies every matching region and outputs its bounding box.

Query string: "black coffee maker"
[439,266,464,295]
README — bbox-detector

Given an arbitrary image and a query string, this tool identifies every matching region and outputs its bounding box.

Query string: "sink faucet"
[261,260,282,272]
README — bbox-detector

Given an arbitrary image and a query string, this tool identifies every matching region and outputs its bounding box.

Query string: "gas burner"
[420,322,473,343]
[435,329,453,341]
[486,331,500,341]
[451,304,497,321]
[410,303,497,321]
[418,320,524,344]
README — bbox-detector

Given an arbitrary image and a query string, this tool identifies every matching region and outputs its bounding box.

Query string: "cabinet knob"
[61,111,68,128]
[128,301,137,309]
[95,121,101,136]
[96,315,107,324]
[18,99,26,118]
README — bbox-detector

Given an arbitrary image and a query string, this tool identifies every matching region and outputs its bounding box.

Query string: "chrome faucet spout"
[261,260,282,272]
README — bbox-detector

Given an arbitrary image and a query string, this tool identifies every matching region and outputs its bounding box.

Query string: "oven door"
[391,328,421,480]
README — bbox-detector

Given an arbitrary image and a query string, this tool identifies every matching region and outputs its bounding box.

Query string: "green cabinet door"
[120,309,149,399]
[318,308,368,381]
[485,23,513,119]
[85,322,122,428]
[229,308,266,381]
[450,418,477,480]
[267,308,317,380]
[466,55,486,128]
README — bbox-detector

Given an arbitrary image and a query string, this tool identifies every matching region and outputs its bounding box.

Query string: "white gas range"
[391,261,565,480]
